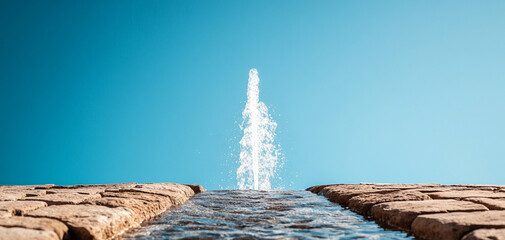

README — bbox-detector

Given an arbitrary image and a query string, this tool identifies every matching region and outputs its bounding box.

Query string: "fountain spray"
[237,69,279,190]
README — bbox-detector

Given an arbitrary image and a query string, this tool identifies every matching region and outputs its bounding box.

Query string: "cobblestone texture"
[308,183,505,240]
[0,183,205,240]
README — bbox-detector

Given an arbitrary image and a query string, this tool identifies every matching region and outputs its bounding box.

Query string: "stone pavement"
[307,183,505,240]
[0,183,205,240]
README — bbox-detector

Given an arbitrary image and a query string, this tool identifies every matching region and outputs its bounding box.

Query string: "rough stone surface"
[305,184,332,193]
[309,184,398,206]
[0,185,53,191]
[52,183,137,190]
[348,190,431,215]
[0,189,48,202]
[0,211,10,218]
[0,226,59,240]
[1,189,47,198]
[117,183,195,205]
[34,185,56,189]
[85,197,164,223]
[429,190,505,200]
[412,211,505,240]
[27,204,135,240]
[22,190,47,197]
[46,188,105,195]
[363,183,441,190]
[462,228,505,240]
[0,201,47,215]
[465,198,505,210]
[23,193,101,205]
[413,186,474,193]
[457,185,503,191]
[370,199,488,231]
[0,182,204,240]
[0,192,26,201]
[185,184,207,194]
[0,216,68,240]
[309,183,505,240]
[101,191,171,204]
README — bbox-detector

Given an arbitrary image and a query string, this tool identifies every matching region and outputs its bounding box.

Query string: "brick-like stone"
[412,211,505,240]
[0,226,58,240]
[370,200,488,231]
[462,228,505,240]
[0,189,47,198]
[85,197,165,223]
[429,190,505,200]
[52,183,137,190]
[412,187,473,193]
[100,191,174,217]
[456,185,502,191]
[0,182,204,240]
[117,183,195,205]
[308,184,505,240]
[46,188,105,195]
[315,185,398,206]
[101,191,171,204]
[34,185,55,189]
[0,216,68,240]
[348,190,431,215]
[0,192,26,201]
[23,193,101,205]
[364,183,441,190]
[0,201,47,215]
[21,190,47,197]
[464,198,505,210]
[0,185,51,191]
[27,204,135,240]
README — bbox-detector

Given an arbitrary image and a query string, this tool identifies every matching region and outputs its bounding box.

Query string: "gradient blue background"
[1,0,504,190]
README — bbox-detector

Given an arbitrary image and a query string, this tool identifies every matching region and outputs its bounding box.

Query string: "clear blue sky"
[1,0,504,190]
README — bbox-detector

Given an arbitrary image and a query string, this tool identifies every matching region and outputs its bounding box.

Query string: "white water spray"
[237,69,279,190]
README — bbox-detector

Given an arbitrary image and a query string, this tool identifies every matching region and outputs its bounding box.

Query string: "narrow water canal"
[121,190,412,239]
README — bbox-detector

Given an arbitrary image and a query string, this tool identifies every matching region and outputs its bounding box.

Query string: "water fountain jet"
[237,69,279,190]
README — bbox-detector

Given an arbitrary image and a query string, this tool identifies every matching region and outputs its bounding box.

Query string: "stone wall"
[307,183,505,240]
[0,182,205,240]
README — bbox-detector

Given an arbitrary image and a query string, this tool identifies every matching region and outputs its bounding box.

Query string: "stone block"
[0,192,26,201]
[429,190,505,200]
[0,201,47,215]
[370,199,488,231]
[85,197,165,223]
[0,226,58,240]
[462,228,505,240]
[317,185,398,206]
[117,183,194,205]
[412,211,505,240]
[464,198,505,210]
[46,188,105,195]
[27,204,135,240]
[23,193,101,205]
[0,216,68,240]
[348,190,431,215]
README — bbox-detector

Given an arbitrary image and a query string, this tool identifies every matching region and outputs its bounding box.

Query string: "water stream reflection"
[121,190,412,239]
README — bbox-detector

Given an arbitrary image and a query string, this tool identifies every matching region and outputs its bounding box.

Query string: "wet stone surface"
[121,190,411,239]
